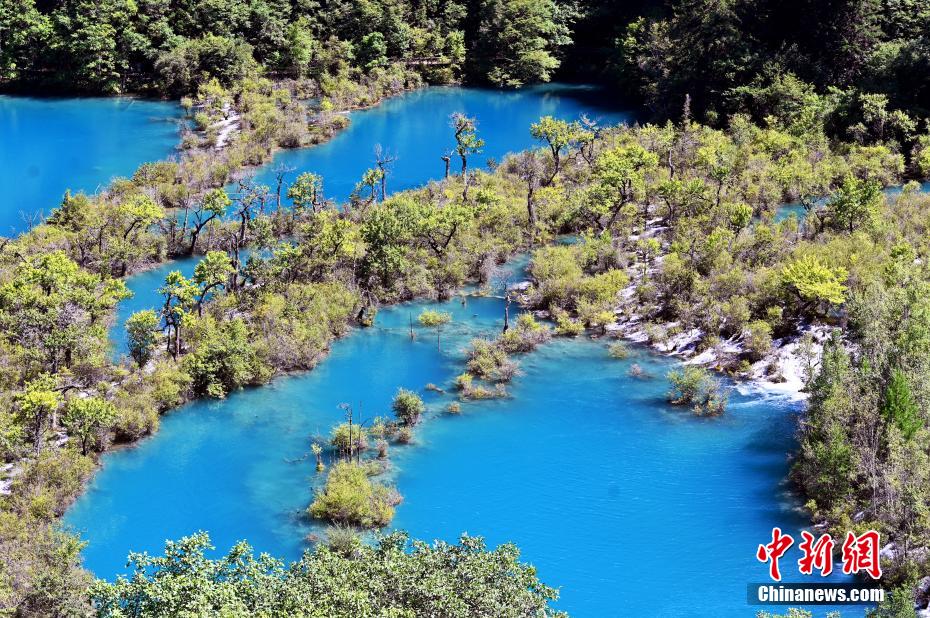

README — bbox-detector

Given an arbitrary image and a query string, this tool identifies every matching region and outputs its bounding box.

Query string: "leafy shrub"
[392,389,425,426]
[396,427,413,444]
[251,282,359,371]
[577,269,628,307]
[184,318,266,398]
[529,245,583,309]
[498,314,550,353]
[455,372,474,391]
[111,392,160,442]
[465,339,517,382]
[743,320,773,361]
[326,525,362,557]
[721,295,751,337]
[667,365,728,416]
[608,342,630,359]
[147,361,193,411]
[308,462,401,528]
[125,310,160,367]
[552,308,584,336]
[330,423,369,454]
[417,310,452,327]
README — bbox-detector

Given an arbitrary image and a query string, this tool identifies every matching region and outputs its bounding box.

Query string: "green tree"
[450,113,484,196]
[116,194,163,240]
[125,309,160,367]
[287,172,324,214]
[90,531,564,617]
[14,374,59,456]
[192,251,233,315]
[330,423,368,458]
[111,193,164,275]
[360,200,415,289]
[62,397,116,455]
[869,584,921,618]
[418,309,452,327]
[154,35,258,95]
[0,0,50,81]
[356,32,388,70]
[188,188,230,254]
[282,17,317,78]
[825,176,881,233]
[472,0,564,87]
[530,116,584,185]
[54,0,135,93]
[587,143,659,231]
[781,255,848,310]
[794,333,856,510]
[159,270,197,359]
[410,198,473,260]
[352,168,384,208]
[882,369,922,440]
[184,318,260,397]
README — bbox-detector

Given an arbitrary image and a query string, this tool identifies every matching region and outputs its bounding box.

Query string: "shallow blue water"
[245,84,632,204]
[69,294,507,570]
[68,289,856,616]
[391,340,854,615]
[0,96,183,234]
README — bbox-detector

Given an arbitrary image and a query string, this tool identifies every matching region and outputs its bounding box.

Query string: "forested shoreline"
[5,0,930,128]
[3,2,930,617]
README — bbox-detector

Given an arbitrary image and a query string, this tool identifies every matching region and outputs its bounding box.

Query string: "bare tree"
[374,145,397,202]
[272,162,296,212]
[515,151,543,244]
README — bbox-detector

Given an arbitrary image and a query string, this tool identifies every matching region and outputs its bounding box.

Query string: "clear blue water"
[61,86,863,615]
[0,96,183,234]
[390,340,855,615]
[245,84,632,204]
[67,288,856,616]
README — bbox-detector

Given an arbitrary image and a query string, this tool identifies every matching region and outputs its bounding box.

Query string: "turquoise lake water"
[30,85,863,615]
[69,287,855,616]
[0,96,183,233]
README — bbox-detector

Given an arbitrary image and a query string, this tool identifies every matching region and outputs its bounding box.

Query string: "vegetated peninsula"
[3,1,930,617]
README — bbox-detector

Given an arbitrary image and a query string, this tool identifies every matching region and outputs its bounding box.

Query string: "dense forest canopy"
[0,0,570,93]
[600,0,930,129]
[3,0,930,128]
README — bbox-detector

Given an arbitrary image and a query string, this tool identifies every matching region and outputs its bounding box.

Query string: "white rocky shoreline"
[605,311,832,402]
[510,222,930,613]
